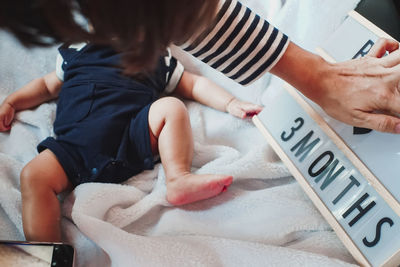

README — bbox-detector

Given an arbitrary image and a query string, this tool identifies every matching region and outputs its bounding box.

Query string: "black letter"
[332,175,360,205]
[352,39,374,59]
[290,131,320,162]
[308,151,334,177]
[342,193,376,227]
[314,159,345,190]
[363,217,394,247]
[281,117,304,142]
[353,127,372,135]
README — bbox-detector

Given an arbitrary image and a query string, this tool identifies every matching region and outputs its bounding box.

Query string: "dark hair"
[0,0,218,73]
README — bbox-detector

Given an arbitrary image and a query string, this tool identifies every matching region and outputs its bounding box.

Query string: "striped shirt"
[181,0,289,85]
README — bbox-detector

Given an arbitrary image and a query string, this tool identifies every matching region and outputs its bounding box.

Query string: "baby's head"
[0,0,218,72]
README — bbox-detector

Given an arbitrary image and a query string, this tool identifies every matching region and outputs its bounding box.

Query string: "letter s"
[362,217,394,247]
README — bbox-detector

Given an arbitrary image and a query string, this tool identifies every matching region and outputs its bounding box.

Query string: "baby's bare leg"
[148,97,232,205]
[20,149,72,242]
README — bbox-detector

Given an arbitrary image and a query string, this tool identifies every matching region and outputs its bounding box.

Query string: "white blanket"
[0,0,361,266]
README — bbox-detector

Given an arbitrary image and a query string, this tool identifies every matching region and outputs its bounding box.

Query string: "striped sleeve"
[180,0,289,85]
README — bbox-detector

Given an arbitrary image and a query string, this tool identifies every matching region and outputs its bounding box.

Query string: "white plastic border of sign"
[252,10,400,267]
[315,10,400,218]
[253,82,400,267]
[253,84,367,266]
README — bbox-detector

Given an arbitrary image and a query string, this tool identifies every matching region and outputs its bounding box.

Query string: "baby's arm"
[174,71,263,119]
[0,71,62,131]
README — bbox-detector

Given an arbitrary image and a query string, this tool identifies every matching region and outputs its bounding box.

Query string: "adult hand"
[271,39,400,133]
[318,38,400,133]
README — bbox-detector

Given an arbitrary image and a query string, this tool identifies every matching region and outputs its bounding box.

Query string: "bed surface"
[0,0,361,266]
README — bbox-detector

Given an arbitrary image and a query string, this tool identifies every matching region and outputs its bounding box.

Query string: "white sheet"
[0,0,360,266]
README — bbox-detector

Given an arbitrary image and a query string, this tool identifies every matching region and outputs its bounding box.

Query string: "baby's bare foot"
[166,173,233,205]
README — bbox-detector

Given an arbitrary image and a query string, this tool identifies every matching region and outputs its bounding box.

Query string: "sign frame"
[253,9,400,267]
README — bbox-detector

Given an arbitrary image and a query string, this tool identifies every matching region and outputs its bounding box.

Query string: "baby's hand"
[226,98,263,119]
[0,102,15,131]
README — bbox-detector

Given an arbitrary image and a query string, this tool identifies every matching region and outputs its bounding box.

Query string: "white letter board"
[253,8,400,267]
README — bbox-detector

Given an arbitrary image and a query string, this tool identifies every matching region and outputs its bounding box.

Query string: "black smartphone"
[0,240,75,267]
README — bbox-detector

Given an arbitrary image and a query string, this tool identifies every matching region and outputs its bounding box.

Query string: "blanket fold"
[0,0,361,266]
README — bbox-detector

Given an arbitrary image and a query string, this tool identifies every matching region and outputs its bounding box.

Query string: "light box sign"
[253,86,400,267]
[253,1,400,266]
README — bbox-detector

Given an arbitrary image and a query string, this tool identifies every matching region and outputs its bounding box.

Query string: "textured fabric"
[38,44,183,185]
[181,0,289,85]
[0,0,361,266]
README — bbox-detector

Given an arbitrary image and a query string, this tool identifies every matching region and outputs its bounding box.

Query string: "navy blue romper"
[38,44,183,186]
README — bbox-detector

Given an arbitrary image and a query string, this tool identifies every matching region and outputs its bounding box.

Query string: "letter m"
[290,131,320,162]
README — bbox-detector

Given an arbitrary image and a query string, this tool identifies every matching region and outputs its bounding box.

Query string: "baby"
[0,43,263,242]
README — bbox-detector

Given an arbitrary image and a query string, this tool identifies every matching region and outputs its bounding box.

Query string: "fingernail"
[395,124,400,133]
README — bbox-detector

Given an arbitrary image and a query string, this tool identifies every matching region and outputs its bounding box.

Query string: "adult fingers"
[380,49,400,68]
[370,39,400,68]
[368,38,399,58]
[360,112,400,133]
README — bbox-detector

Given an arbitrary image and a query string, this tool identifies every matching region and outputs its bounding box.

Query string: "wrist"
[270,42,334,104]
[4,98,16,110]
[224,96,236,112]
[302,56,335,104]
